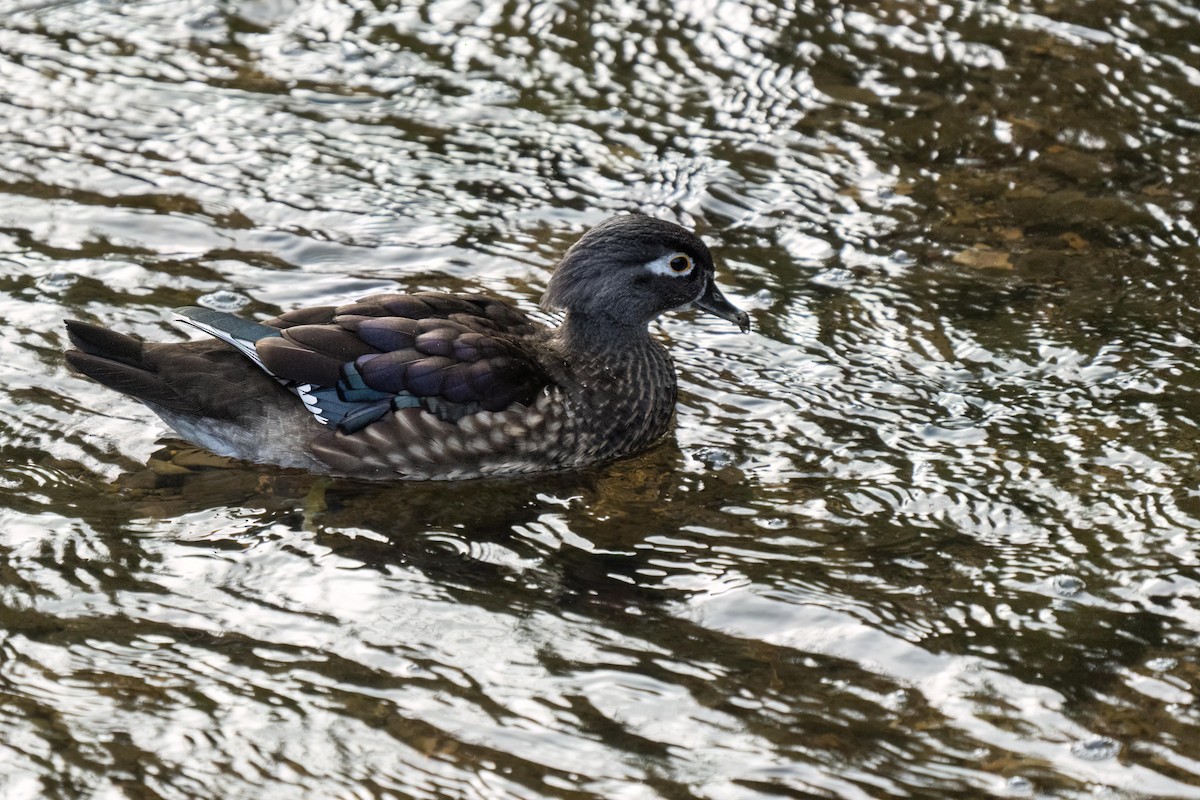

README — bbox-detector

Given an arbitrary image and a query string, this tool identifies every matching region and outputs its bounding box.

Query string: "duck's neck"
[555,311,653,356]
[551,310,678,459]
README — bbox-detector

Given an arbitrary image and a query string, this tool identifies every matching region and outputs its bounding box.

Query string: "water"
[3,0,1200,797]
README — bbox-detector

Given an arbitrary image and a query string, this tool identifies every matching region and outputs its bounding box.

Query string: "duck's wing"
[177,292,553,434]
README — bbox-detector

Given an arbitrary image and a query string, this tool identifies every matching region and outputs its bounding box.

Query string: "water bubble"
[1052,575,1085,596]
[197,290,250,311]
[693,446,734,469]
[1146,657,1177,672]
[419,532,471,557]
[37,272,78,293]
[1004,776,1034,797]
[809,267,857,289]
[1070,735,1119,761]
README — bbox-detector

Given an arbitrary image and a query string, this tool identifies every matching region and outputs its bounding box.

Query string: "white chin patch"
[644,253,693,277]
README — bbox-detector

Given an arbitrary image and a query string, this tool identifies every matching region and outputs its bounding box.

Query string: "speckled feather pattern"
[309,333,677,479]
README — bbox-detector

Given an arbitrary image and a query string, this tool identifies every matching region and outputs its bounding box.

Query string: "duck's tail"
[64,321,204,415]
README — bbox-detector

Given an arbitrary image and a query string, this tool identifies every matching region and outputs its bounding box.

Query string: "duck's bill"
[694,279,751,333]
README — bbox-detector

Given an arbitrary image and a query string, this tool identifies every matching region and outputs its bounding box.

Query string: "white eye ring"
[646,252,695,277]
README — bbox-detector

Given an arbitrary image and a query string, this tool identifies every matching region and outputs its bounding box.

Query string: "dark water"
[3,0,1200,797]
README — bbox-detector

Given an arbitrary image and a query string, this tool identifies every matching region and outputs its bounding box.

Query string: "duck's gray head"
[542,215,750,333]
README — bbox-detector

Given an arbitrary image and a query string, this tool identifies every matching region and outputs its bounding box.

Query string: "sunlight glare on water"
[2,0,1200,798]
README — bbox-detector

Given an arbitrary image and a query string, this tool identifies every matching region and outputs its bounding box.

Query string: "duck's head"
[542,215,750,334]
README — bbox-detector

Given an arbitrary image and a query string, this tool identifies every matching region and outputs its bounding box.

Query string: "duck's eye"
[669,254,693,273]
[647,252,698,277]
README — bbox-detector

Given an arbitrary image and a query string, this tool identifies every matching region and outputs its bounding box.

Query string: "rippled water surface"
[4,0,1200,797]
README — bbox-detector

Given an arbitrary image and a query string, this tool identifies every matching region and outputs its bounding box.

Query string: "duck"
[64,215,750,480]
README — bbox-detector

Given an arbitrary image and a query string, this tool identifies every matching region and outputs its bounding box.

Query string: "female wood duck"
[65,215,750,480]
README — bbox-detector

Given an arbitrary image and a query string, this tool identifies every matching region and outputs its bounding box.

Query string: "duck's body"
[65,216,748,480]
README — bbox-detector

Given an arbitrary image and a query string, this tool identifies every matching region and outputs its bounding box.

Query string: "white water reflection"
[686,588,1200,797]
[2,0,1200,797]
